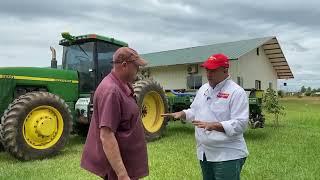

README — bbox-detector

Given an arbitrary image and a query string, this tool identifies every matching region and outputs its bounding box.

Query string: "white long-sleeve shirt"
[183,76,249,162]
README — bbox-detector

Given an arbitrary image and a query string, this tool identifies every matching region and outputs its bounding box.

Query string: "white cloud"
[0,0,319,89]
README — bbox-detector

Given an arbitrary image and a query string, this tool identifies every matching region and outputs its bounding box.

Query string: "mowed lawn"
[0,97,320,180]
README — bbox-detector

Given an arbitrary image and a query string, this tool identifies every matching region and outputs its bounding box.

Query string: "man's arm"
[193,89,249,136]
[100,127,130,180]
[96,89,130,180]
[161,111,186,119]
[192,121,225,132]
[219,89,249,136]
[161,90,202,121]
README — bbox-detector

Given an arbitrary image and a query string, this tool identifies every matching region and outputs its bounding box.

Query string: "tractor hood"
[0,67,79,118]
[0,67,78,83]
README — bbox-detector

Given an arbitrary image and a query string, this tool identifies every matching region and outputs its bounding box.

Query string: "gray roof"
[141,36,294,79]
[141,36,274,67]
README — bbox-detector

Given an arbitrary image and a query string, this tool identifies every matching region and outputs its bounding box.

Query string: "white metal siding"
[149,62,242,90]
[237,48,278,90]
[148,47,278,91]
[149,65,188,90]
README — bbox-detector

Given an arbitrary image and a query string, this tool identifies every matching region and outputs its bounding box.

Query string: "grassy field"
[0,97,320,180]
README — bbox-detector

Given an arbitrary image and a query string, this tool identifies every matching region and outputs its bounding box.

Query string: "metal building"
[141,36,293,91]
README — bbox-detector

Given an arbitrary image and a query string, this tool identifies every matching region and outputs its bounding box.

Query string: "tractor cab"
[59,33,128,93]
[59,33,129,130]
[59,33,168,141]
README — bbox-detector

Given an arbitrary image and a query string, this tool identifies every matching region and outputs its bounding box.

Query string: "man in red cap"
[81,47,149,180]
[163,53,249,180]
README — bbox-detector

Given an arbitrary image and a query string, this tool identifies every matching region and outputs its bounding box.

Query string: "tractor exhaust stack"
[50,46,57,69]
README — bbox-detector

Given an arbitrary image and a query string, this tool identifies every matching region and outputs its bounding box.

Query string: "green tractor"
[166,89,265,128]
[0,33,168,160]
[245,88,265,128]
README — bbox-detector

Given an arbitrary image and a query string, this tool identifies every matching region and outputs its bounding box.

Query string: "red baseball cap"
[113,47,148,66]
[201,53,229,70]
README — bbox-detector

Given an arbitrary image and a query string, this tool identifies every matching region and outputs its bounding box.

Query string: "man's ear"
[223,68,228,74]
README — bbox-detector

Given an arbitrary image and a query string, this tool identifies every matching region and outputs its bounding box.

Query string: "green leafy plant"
[263,88,286,127]
[277,90,284,98]
[305,92,312,96]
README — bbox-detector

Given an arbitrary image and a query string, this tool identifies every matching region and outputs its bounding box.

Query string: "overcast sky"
[0,0,319,91]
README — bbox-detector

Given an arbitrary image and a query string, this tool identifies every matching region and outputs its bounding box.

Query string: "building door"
[255,80,261,90]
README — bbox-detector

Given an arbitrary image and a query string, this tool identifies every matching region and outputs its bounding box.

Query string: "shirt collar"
[210,76,231,92]
[110,71,134,97]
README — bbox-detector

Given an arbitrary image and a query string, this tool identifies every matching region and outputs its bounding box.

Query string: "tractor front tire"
[134,79,168,141]
[0,92,72,160]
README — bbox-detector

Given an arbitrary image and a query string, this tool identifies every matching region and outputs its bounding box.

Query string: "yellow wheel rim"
[141,91,165,133]
[22,106,64,149]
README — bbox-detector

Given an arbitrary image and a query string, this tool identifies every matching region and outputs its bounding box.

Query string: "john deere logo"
[0,75,14,79]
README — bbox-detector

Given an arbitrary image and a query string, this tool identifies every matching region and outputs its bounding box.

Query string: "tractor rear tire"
[134,79,168,141]
[0,92,72,160]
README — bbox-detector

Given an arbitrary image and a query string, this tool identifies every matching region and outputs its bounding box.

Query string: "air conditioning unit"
[187,64,198,74]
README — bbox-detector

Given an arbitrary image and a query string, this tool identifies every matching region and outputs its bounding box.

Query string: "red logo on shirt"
[217,92,229,99]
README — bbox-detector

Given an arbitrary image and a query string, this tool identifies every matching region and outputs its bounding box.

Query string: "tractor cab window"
[97,42,122,83]
[62,42,95,93]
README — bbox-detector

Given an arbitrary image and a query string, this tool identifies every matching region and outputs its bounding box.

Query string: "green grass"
[0,98,320,180]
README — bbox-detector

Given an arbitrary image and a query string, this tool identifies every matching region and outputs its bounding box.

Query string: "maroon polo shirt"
[81,72,148,180]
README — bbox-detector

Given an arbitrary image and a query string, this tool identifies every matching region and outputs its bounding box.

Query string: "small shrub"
[263,88,286,127]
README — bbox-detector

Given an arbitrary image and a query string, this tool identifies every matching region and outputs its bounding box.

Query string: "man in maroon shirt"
[81,47,148,180]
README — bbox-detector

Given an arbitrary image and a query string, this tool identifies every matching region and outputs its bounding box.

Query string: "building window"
[255,80,261,90]
[187,75,202,89]
[237,76,243,87]
[269,82,273,89]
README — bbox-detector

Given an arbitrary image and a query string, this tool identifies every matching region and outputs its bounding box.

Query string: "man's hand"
[161,111,185,119]
[192,120,225,132]
[118,174,131,180]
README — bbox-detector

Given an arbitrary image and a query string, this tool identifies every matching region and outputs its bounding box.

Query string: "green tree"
[312,88,317,93]
[263,88,285,127]
[300,86,306,93]
[307,87,312,92]
[305,87,312,96]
